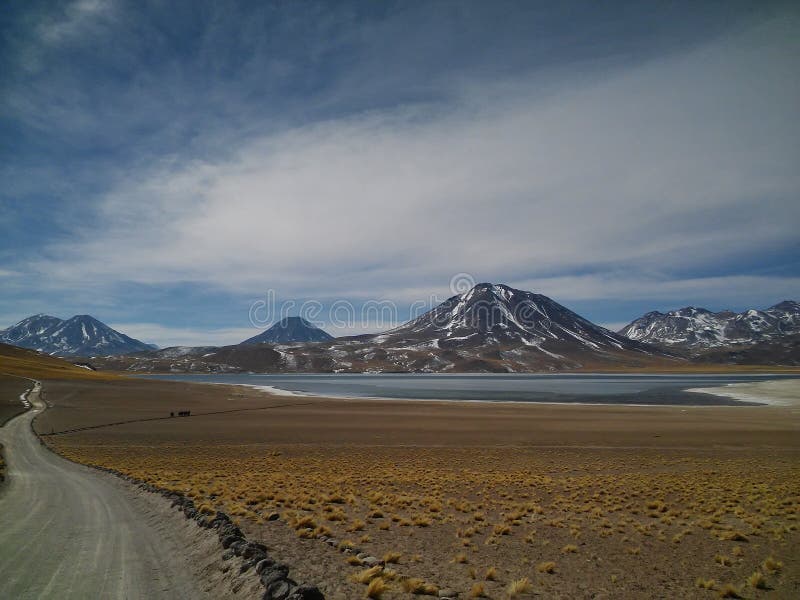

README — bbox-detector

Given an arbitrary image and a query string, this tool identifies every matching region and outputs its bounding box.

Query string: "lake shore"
[689,378,800,407]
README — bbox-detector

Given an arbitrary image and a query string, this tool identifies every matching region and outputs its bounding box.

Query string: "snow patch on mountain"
[618,301,800,350]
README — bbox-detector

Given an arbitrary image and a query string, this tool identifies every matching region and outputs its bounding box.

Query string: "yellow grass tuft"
[485,566,498,581]
[696,578,715,589]
[401,577,438,595]
[352,566,383,584]
[536,561,556,574]
[762,556,783,573]
[561,544,578,553]
[507,577,532,597]
[382,551,402,564]
[365,577,386,599]
[717,583,742,598]
[746,571,767,590]
[469,582,486,597]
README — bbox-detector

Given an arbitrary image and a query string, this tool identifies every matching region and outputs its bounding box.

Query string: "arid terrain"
[0,374,31,426]
[29,377,800,599]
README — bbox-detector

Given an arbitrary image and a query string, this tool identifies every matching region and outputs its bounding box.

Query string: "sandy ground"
[31,378,800,599]
[690,379,800,407]
[0,381,261,599]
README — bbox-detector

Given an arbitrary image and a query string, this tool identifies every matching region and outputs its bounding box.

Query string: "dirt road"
[0,380,207,599]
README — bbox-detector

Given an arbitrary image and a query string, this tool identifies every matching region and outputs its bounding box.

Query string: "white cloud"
[34,16,800,306]
[511,275,800,307]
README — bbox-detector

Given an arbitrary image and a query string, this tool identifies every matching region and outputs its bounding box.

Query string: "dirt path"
[0,380,209,599]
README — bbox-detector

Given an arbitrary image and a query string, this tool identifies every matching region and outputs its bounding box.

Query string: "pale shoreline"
[688,379,800,407]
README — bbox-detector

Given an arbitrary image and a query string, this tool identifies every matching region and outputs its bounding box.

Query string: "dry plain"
[31,378,800,599]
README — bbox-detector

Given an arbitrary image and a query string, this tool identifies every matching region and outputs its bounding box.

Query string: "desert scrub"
[382,551,402,564]
[696,578,715,589]
[352,566,383,584]
[469,582,486,597]
[536,561,556,574]
[365,577,386,599]
[717,583,742,598]
[762,556,783,573]
[401,577,438,595]
[746,571,767,590]
[507,577,532,597]
[51,440,800,600]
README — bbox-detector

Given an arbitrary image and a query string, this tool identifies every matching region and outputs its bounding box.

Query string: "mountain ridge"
[86,283,679,373]
[618,300,800,353]
[0,314,156,356]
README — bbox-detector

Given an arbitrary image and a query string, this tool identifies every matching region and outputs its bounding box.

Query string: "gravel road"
[0,380,207,599]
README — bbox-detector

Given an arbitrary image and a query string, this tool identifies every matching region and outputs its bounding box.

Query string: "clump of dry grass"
[746,571,767,590]
[469,582,486,597]
[696,577,715,589]
[762,556,783,573]
[536,561,556,574]
[493,524,511,536]
[507,578,532,597]
[717,583,742,598]
[715,554,732,567]
[347,518,366,532]
[719,530,748,542]
[485,566,498,581]
[561,544,578,553]
[352,566,383,584]
[365,577,386,599]
[401,577,438,595]
[382,551,402,564]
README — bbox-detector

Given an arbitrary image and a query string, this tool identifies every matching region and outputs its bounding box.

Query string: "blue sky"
[1,0,799,347]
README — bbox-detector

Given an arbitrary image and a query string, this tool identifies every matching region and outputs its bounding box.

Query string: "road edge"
[28,379,326,600]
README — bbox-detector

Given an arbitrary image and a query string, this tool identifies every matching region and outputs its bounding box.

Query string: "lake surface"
[144,373,800,406]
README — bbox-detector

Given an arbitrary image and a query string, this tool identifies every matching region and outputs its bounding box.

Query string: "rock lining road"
[0,379,206,599]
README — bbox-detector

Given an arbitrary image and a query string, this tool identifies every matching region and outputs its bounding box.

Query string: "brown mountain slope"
[0,342,119,380]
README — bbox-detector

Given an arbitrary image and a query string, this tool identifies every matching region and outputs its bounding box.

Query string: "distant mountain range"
[0,314,155,356]
[619,300,800,354]
[5,288,797,370]
[241,316,333,344]
[89,283,679,373]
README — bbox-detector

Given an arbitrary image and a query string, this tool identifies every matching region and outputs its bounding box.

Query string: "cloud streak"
[2,2,798,341]
[33,15,800,303]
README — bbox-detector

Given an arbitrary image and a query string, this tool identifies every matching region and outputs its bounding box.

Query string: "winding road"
[0,380,204,599]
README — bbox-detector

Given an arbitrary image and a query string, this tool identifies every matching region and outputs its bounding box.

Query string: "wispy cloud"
[2,2,798,341]
[32,15,800,303]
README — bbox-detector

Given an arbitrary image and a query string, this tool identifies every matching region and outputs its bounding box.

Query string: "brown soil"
[36,378,800,600]
[0,375,31,426]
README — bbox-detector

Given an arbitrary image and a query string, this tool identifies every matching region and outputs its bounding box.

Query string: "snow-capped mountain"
[0,314,63,346]
[91,284,674,374]
[376,283,647,354]
[0,314,156,356]
[241,316,334,344]
[618,300,800,351]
